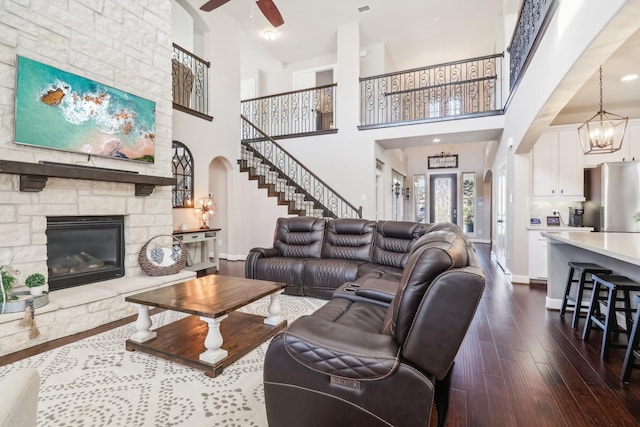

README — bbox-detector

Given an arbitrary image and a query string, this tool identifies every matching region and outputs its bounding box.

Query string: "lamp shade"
[193,194,216,229]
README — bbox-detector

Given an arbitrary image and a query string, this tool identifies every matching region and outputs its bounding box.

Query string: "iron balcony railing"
[172,43,212,121]
[241,84,337,141]
[508,0,558,93]
[241,115,362,219]
[359,53,503,128]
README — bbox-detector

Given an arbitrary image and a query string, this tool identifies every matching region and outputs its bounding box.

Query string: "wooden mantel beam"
[0,160,175,196]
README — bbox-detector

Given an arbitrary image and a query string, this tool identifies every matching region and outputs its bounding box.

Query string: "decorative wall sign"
[428,153,458,169]
[15,56,156,163]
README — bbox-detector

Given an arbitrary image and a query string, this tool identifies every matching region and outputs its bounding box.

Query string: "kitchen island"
[543,231,640,310]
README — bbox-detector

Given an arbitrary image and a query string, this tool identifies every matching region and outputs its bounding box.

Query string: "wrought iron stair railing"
[240,115,362,219]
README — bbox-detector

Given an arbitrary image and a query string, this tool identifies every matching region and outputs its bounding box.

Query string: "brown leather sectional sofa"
[247,217,486,426]
[245,217,438,299]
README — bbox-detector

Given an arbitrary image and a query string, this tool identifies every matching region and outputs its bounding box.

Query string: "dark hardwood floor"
[3,245,640,426]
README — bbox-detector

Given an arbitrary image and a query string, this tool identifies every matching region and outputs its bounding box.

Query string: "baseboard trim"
[546,297,562,311]
[511,274,530,284]
[470,238,491,244]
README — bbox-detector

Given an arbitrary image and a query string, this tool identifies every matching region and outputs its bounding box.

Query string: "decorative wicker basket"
[138,235,187,276]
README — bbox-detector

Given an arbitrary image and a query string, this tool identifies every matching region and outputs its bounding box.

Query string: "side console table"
[173,228,221,272]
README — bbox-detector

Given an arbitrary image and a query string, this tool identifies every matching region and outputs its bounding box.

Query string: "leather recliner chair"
[263,229,485,426]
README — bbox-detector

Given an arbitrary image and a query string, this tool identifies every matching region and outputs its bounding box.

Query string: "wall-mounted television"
[14,56,156,163]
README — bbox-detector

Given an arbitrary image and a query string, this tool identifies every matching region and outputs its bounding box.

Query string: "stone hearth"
[0,173,179,354]
[0,271,195,355]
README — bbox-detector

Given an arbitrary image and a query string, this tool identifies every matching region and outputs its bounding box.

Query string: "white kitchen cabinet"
[532,129,585,197]
[528,230,548,280]
[528,227,594,280]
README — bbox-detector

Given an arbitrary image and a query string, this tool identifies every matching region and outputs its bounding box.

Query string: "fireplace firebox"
[46,216,125,291]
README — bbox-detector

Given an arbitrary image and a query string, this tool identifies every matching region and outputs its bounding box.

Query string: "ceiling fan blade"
[256,0,284,28]
[200,0,231,12]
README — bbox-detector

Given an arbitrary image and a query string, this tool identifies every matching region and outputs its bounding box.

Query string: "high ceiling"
[554,26,640,124]
[205,0,514,70]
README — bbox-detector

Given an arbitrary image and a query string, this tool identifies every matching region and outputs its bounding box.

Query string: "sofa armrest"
[0,368,39,427]
[249,247,280,257]
[245,247,280,278]
[403,266,485,380]
[283,315,400,380]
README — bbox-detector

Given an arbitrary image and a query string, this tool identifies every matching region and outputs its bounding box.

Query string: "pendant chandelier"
[577,66,628,154]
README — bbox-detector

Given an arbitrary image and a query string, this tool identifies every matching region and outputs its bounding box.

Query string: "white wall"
[172,5,243,257]
[493,0,639,280]
[172,1,194,51]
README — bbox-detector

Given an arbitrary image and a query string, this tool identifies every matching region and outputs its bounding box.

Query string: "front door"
[429,173,458,224]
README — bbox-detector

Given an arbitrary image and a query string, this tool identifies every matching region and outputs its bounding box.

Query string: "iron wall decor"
[15,56,156,163]
[428,153,458,169]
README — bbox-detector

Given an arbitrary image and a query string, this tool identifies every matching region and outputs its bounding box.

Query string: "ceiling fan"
[200,0,284,28]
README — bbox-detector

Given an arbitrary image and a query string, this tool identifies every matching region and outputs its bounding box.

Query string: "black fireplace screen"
[46,216,125,291]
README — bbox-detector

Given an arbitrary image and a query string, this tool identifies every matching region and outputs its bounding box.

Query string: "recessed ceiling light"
[433,138,441,143]
[263,30,278,41]
[620,73,639,82]
[358,5,371,13]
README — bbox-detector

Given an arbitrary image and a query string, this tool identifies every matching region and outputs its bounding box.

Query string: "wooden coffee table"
[125,275,287,377]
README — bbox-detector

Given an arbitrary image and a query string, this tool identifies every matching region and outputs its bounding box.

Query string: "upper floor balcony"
[359,54,504,129]
[172,43,212,121]
[240,54,504,141]
[238,0,557,141]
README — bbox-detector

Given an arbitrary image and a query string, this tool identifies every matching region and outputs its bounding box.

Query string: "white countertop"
[527,226,594,232]
[543,231,640,266]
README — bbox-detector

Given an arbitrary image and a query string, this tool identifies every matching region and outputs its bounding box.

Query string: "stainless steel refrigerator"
[584,162,640,232]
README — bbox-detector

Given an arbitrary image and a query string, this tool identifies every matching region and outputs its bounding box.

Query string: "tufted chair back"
[370,220,431,268]
[321,219,376,261]
[274,217,327,258]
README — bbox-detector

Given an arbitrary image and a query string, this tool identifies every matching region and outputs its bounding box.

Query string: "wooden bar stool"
[560,262,611,329]
[582,274,640,360]
[621,294,640,383]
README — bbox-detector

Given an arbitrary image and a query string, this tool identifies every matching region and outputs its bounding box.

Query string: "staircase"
[238,115,362,219]
[238,144,325,217]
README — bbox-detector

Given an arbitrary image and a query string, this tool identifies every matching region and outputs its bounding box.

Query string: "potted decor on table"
[25,273,46,297]
[0,265,18,302]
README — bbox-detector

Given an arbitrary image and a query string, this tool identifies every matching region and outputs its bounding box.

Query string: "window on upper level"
[428,101,441,118]
[447,97,462,116]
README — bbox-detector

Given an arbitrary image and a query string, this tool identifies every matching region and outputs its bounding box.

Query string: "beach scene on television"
[15,56,156,163]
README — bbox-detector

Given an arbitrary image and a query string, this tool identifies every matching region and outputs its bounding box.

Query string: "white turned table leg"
[264,290,285,326]
[199,314,228,364]
[130,304,157,343]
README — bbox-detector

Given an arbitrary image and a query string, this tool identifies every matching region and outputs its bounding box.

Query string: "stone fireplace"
[46,215,125,291]
[0,169,196,355]
[0,0,181,355]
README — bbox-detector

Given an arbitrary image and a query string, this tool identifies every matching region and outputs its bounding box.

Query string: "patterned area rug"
[0,295,326,427]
